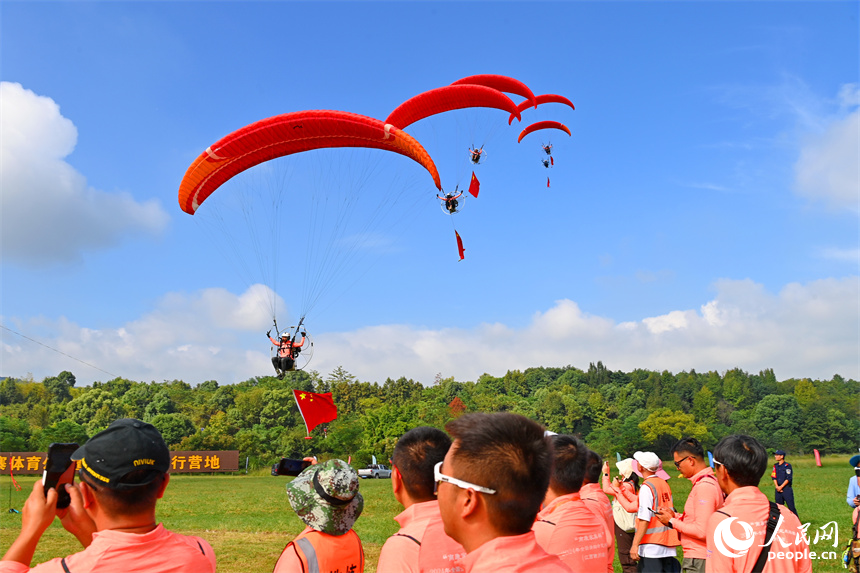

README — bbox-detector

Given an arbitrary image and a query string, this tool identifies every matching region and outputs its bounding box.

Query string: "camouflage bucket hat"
[286,459,363,535]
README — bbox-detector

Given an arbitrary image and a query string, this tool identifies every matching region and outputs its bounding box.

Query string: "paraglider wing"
[450,74,537,111]
[385,85,521,131]
[508,93,576,125]
[178,110,441,214]
[517,121,572,144]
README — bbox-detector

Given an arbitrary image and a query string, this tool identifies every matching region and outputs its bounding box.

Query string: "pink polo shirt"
[0,524,215,573]
[376,499,465,573]
[457,531,572,573]
[670,467,723,559]
[581,483,616,572]
[532,492,607,572]
[705,486,812,573]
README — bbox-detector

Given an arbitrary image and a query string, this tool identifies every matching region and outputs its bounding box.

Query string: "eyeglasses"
[673,456,691,469]
[433,461,496,495]
[713,459,724,470]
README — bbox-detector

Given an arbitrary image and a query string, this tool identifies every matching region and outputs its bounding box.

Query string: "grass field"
[1,455,855,572]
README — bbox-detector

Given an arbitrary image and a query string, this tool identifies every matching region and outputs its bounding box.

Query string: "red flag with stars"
[293,389,337,436]
[455,230,465,260]
[468,171,480,198]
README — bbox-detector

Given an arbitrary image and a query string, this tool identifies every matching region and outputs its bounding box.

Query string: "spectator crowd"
[1,414,817,573]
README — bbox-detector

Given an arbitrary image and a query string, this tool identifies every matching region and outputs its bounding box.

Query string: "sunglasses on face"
[433,461,496,495]
[674,456,691,469]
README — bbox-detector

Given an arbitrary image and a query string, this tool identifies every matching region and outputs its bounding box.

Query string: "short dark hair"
[445,413,551,535]
[548,435,587,493]
[584,449,603,485]
[671,437,705,460]
[713,434,767,487]
[80,468,165,515]
[391,426,451,502]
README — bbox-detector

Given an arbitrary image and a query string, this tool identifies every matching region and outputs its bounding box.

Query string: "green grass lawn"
[1,455,855,572]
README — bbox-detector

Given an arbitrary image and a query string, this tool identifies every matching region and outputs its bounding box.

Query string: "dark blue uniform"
[772,461,798,516]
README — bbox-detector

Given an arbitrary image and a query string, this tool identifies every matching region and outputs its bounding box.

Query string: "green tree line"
[1,363,857,469]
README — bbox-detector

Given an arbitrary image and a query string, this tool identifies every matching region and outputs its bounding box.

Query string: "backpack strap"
[751,502,781,573]
[393,533,421,546]
[61,559,72,573]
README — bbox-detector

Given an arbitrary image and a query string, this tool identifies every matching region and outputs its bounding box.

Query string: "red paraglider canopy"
[518,120,572,143]
[450,74,537,111]
[385,84,521,131]
[509,94,575,125]
[179,110,441,215]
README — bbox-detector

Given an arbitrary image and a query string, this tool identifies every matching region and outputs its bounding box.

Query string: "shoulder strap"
[61,558,72,573]
[394,533,421,546]
[751,502,780,573]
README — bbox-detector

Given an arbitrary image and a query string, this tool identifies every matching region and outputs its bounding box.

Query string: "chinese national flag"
[455,230,465,261]
[293,390,337,435]
[468,171,480,198]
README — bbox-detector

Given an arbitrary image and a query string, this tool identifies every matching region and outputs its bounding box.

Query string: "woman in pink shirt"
[601,458,640,573]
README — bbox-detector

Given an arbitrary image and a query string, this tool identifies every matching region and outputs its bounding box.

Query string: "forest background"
[2,362,858,467]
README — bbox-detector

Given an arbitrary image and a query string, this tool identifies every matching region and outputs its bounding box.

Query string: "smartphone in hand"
[43,443,78,509]
[271,458,312,477]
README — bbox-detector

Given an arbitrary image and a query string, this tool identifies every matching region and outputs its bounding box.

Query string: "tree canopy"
[1,362,856,468]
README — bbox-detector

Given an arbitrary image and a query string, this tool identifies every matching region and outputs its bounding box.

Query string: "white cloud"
[794,84,860,212]
[2,278,857,386]
[820,247,860,263]
[0,284,285,385]
[0,82,169,265]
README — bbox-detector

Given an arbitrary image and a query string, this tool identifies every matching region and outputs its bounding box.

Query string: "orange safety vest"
[640,476,680,548]
[286,529,364,573]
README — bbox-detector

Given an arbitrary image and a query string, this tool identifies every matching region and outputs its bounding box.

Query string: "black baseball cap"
[71,418,170,490]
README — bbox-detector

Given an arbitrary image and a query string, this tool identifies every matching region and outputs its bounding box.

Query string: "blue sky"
[1,1,858,386]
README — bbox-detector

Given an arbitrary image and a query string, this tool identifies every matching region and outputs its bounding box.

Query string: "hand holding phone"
[43,443,78,509]
[271,457,312,477]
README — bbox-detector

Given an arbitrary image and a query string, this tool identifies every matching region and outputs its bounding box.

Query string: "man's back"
[3,524,215,573]
[377,500,465,573]
[705,486,811,573]
[533,493,607,571]
[581,482,615,572]
[458,532,572,573]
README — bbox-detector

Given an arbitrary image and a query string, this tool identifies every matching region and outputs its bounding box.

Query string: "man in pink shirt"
[656,437,723,573]
[581,449,616,572]
[0,418,216,573]
[533,435,611,571]
[437,412,572,573]
[377,426,466,572]
[705,435,811,573]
